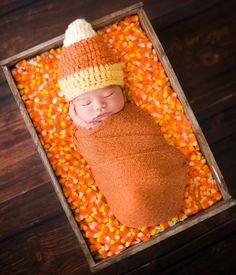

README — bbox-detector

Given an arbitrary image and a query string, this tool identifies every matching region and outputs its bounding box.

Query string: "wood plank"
[0,215,90,275]
[0,0,36,17]
[200,105,236,145]
[211,133,236,197]
[190,70,236,122]
[0,182,63,241]
[0,153,49,204]
[0,111,39,171]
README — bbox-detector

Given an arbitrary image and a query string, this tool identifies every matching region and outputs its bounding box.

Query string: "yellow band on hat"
[58,63,124,101]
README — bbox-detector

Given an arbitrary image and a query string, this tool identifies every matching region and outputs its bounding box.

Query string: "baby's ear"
[69,101,77,119]
[69,101,82,126]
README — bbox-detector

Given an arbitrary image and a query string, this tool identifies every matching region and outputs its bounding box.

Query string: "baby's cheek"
[77,108,93,122]
[114,97,125,112]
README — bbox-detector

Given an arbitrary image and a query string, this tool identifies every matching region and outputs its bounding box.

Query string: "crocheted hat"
[58,18,124,102]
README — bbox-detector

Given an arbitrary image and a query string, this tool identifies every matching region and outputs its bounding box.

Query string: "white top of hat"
[63,18,97,47]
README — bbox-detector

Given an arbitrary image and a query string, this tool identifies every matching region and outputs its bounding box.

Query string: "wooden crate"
[1,2,235,273]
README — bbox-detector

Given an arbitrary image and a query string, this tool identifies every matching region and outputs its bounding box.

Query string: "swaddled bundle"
[73,103,187,228]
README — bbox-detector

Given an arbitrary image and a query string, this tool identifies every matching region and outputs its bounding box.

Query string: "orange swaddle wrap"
[73,103,187,228]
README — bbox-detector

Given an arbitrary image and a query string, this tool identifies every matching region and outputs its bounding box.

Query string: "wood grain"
[156,228,236,275]
[104,204,236,274]
[212,133,236,197]
[200,106,236,145]
[0,182,63,241]
[2,3,235,271]
[0,82,50,202]
[0,0,235,274]
[156,0,236,121]
[126,218,236,274]
[0,214,90,275]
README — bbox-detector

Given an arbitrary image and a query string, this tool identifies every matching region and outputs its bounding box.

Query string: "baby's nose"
[93,99,106,110]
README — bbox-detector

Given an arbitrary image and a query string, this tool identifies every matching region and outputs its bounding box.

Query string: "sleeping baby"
[58,19,187,228]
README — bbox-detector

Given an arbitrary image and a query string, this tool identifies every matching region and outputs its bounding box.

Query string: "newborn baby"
[69,85,187,228]
[58,19,187,228]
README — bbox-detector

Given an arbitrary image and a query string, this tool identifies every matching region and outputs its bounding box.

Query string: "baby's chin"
[82,107,125,129]
[83,116,108,129]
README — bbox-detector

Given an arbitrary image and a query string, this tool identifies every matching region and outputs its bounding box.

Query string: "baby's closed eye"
[102,91,115,97]
[78,100,91,106]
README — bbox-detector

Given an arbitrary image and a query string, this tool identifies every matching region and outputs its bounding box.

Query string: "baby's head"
[57,18,124,128]
[69,85,125,128]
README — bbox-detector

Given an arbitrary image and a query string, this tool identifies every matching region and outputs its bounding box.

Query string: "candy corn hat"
[58,18,124,102]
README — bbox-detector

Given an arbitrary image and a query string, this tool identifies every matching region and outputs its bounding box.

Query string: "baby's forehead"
[76,86,116,100]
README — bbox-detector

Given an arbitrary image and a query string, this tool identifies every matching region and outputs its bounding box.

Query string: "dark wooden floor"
[0,0,236,274]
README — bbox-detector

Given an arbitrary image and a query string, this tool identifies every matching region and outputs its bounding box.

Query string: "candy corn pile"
[11,15,222,260]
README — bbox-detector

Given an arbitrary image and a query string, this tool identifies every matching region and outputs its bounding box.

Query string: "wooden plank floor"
[0,0,235,274]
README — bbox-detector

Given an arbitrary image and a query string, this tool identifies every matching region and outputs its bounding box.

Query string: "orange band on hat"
[58,36,119,80]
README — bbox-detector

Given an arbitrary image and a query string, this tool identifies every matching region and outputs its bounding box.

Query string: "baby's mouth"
[94,112,110,121]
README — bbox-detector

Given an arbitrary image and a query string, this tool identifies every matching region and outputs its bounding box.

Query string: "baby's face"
[71,85,125,125]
